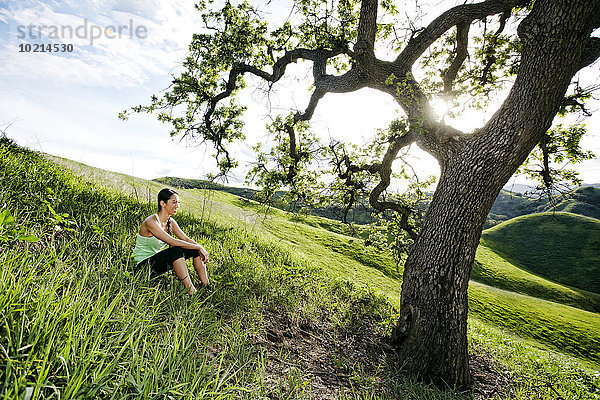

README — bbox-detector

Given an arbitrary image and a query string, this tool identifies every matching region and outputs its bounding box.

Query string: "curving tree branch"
[131,0,599,239]
[480,10,511,85]
[394,0,526,67]
[483,0,600,139]
[369,131,418,240]
[442,23,470,94]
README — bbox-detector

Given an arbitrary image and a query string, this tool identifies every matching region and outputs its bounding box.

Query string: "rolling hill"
[481,212,600,294]
[546,186,600,219]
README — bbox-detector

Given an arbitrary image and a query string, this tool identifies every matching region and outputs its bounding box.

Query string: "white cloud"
[2,87,213,180]
[109,0,161,21]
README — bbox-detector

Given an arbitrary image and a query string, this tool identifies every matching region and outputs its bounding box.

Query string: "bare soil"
[253,310,515,399]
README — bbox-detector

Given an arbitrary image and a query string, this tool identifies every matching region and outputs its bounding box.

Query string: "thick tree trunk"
[391,153,505,387]
[390,0,600,387]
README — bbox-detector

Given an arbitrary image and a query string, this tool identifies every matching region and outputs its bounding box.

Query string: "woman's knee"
[183,248,201,259]
[168,247,185,262]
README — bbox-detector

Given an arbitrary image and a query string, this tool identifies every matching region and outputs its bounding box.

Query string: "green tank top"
[133,214,167,264]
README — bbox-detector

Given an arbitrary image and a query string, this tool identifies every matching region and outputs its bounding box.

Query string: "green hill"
[487,189,534,224]
[544,186,600,219]
[481,212,600,294]
[472,245,600,312]
[3,142,598,398]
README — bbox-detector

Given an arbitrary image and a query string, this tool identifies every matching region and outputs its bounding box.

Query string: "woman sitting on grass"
[133,188,210,295]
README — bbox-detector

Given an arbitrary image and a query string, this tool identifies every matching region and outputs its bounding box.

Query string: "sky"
[1,0,599,189]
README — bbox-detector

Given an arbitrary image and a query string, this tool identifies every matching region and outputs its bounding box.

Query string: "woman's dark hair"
[157,188,178,234]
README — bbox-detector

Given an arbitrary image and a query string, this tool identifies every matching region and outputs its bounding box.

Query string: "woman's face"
[161,194,180,215]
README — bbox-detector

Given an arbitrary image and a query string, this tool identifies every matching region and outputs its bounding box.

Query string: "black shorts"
[135,246,200,278]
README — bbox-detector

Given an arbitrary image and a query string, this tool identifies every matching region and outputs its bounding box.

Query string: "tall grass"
[1,139,261,397]
[468,317,600,399]
[45,149,600,369]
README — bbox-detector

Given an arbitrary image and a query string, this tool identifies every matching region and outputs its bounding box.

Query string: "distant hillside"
[485,190,535,227]
[157,177,600,228]
[543,186,600,219]
[154,176,377,224]
[481,212,600,294]
[486,186,600,227]
[155,176,259,199]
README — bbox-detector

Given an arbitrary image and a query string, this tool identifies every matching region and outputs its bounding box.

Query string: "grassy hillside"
[8,145,595,398]
[481,212,600,294]
[2,139,425,399]
[49,152,600,364]
[546,186,600,219]
[468,282,600,365]
[472,245,600,312]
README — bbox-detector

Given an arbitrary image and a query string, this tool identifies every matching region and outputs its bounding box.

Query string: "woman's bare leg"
[172,257,196,295]
[192,256,210,286]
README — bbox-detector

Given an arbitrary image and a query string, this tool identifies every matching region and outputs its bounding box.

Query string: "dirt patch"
[253,310,515,399]
[468,352,515,399]
[254,310,390,399]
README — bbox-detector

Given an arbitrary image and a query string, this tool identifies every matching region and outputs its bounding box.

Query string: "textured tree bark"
[391,152,503,387]
[391,0,600,387]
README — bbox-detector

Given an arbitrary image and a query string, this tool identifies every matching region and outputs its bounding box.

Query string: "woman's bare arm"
[170,219,209,261]
[145,217,202,251]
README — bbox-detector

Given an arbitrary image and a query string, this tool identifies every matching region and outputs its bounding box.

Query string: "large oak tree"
[124,0,600,387]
